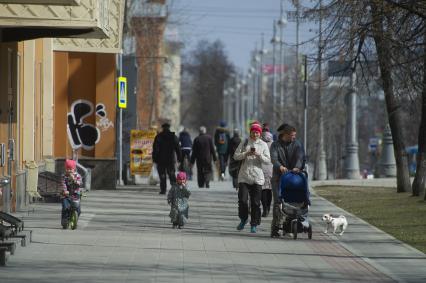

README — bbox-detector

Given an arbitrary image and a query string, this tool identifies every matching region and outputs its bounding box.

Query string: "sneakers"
[236,220,248,231]
[250,225,257,233]
[220,173,225,181]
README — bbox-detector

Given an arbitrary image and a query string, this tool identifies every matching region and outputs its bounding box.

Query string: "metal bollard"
[1,177,11,213]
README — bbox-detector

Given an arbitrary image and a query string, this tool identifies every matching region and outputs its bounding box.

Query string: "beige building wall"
[42,38,54,159]
[22,41,36,163]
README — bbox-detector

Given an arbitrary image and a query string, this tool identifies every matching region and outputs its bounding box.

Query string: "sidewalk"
[311,177,403,188]
[0,178,424,282]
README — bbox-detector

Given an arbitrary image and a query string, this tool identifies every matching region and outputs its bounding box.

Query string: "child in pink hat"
[167,172,191,229]
[61,159,83,227]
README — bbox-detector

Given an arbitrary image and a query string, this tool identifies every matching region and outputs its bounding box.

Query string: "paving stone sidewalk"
[0,178,425,283]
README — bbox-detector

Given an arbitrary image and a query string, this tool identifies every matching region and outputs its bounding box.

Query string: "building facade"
[0,0,125,212]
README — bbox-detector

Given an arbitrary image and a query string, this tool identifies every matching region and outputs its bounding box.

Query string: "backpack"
[218,132,227,145]
[228,139,248,178]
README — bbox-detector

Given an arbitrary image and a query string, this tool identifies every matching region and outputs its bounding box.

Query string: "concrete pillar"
[344,76,360,179]
[379,124,396,177]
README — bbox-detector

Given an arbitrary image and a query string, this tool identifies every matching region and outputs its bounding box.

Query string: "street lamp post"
[241,80,248,133]
[235,79,241,133]
[344,65,361,179]
[227,87,235,131]
[258,35,267,121]
[303,55,308,155]
[277,0,287,122]
[223,89,228,124]
[316,0,327,180]
[271,21,279,127]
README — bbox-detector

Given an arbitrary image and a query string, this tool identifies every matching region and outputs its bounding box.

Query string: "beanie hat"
[65,159,76,170]
[176,171,187,181]
[250,123,262,134]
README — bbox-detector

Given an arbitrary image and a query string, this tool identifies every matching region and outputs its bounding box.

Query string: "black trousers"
[271,177,283,230]
[218,154,228,174]
[238,183,262,226]
[261,189,272,213]
[232,176,238,189]
[197,166,212,188]
[157,164,176,193]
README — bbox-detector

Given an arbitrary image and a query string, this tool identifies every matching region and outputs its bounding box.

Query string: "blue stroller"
[279,171,312,239]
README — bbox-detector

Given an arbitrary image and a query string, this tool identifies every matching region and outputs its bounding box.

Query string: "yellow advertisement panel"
[130,129,157,176]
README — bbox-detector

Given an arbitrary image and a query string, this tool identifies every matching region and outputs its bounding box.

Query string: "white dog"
[322,214,348,235]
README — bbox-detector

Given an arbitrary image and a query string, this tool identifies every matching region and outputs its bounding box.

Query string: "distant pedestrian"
[167,171,191,229]
[261,127,274,217]
[270,124,306,237]
[234,123,271,233]
[179,127,193,180]
[152,123,182,195]
[228,128,242,190]
[214,121,231,181]
[190,126,217,188]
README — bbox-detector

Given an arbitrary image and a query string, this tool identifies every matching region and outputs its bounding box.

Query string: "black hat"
[276,123,289,132]
[161,122,171,128]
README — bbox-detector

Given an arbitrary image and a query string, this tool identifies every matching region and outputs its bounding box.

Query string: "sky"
[169,0,316,72]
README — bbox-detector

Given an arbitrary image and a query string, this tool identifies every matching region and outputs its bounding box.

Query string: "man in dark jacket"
[191,126,217,188]
[179,127,193,180]
[214,121,231,181]
[227,128,242,189]
[270,124,306,237]
[152,123,182,194]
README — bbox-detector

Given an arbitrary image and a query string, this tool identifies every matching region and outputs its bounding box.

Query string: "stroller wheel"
[292,220,298,239]
[308,224,312,239]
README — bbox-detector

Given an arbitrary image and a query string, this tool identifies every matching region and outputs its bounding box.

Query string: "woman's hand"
[279,166,288,174]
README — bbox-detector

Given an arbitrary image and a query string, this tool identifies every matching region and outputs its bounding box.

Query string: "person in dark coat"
[190,126,217,188]
[152,123,182,194]
[270,123,306,237]
[227,128,242,190]
[179,127,193,180]
[214,121,231,180]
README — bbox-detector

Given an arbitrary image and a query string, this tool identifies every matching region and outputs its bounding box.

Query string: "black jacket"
[152,129,182,167]
[179,131,192,150]
[270,139,305,180]
[190,133,217,168]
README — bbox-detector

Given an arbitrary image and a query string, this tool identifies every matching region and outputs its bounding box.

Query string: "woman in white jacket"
[233,123,271,233]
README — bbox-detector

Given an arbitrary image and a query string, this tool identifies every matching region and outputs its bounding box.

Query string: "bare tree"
[181,39,235,133]
[301,0,426,193]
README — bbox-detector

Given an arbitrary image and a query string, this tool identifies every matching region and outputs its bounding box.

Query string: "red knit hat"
[65,159,76,170]
[176,171,187,181]
[250,123,262,134]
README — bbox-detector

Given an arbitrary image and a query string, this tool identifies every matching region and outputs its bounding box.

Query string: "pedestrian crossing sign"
[118,76,127,109]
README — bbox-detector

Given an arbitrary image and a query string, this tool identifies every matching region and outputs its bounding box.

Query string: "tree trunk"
[370,1,411,193]
[413,33,426,197]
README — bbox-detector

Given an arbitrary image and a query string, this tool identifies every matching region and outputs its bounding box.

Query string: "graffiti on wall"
[95,103,114,132]
[67,99,100,150]
[67,100,114,150]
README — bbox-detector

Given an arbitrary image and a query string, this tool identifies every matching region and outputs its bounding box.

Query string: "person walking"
[270,124,306,237]
[190,126,217,188]
[261,127,274,217]
[179,127,193,180]
[227,128,242,190]
[214,121,231,181]
[152,123,182,195]
[234,123,271,233]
